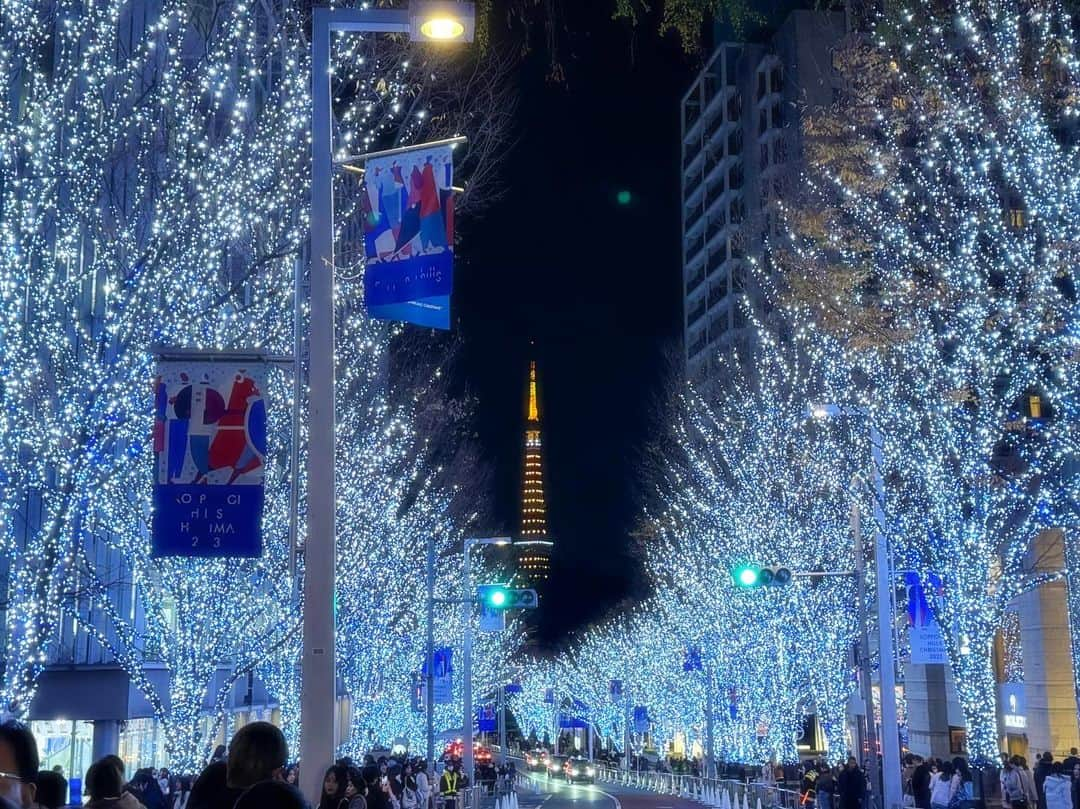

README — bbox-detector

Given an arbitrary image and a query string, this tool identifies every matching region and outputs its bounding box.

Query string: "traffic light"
[731,564,793,588]
[476,585,538,609]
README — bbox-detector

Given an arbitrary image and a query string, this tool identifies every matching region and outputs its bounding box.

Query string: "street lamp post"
[810,404,902,809]
[462,537,511,787]
[304,5,473,802]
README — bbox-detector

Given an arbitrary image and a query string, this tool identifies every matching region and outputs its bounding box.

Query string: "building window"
[1008,208,1025,229]
[949,727,967,755]
[757,71,766,99]
[892,95,908,111]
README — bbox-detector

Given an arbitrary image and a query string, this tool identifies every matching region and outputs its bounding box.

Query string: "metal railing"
[592,766,802,809]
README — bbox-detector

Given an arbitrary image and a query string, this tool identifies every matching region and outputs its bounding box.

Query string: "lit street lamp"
[302,3,474,802]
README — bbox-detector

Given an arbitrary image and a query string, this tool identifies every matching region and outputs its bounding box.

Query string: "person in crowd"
[128,769,167,809]
[319,764,350,809]
[1003,757,1028,809]
[188,762,227,809]
[952,758,973,806]
[837,757,863,809]
[414,761,430,809]
[913,756,933,809]
[233,781,308,809]
[85,761,144,809]
[439,762,461,809]
[1063,750,1080,778]
[931,762,958,809]
[0,721,39,809]
[1022,758,1041,807]
[345,768,367,809]
[1070,763,1080,809]
[189,721,288,809]
[34,769,67,809]
[362,766,389,809]
[1037,754,1056,809]
[209,748,227,766]
[172,775,192,809]
[402,765,420,809]
[801,761,820,809]
[1045,763,1072,809]
[158,769,171,800]
[286,766,299,787]
[817,762,836,809]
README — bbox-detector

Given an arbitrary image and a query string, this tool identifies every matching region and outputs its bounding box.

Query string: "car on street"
[563,756,596,785]
[525,749,549,772]
[545,755,567,779]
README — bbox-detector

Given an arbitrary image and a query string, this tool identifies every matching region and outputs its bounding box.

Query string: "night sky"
[453,2,697,648]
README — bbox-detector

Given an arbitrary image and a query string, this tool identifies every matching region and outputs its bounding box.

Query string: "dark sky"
[454,2,697,648]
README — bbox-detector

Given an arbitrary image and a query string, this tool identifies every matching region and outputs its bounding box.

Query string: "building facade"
[680,10,845,392]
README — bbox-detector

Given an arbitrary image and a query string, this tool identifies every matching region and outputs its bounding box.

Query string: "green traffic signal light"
[734,565,760,588]
[483,586,509,608]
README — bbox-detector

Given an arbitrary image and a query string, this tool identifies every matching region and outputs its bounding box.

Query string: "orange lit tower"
[515,361,553,584]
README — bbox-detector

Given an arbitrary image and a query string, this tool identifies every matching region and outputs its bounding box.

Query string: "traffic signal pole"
[463,542,475,788]
[705,663,715,779]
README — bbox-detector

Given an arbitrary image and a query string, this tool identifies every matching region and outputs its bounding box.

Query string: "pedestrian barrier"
[590,766,801,809]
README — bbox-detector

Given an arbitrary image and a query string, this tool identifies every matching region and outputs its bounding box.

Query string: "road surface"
[510,771,708,809]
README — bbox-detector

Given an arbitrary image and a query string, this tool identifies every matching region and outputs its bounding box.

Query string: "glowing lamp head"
[420,16,465,39]
[410,2,476,42]
[489,588,507,607]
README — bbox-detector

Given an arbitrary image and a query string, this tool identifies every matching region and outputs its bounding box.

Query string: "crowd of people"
[0,718,488,809]
[999,751,1080,809]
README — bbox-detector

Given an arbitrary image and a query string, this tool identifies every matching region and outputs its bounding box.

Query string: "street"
[510,771,709,809]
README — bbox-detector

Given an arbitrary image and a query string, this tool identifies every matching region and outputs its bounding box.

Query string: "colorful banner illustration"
[363,142,455,329]
[152,362,267,557]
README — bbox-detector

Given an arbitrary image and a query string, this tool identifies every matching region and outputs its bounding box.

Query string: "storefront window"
[30,719,94,784]
[119,717,166,772]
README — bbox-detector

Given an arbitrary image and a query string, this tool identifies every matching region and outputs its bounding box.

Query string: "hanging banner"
[543,688,555,704]
[906,572,949,665]
[152,362,267,557]
[422,647,454,705]
[683,646,703,672]
[363,142,455,330]
[610,680,623,700]
[632,706,649,734]
[478,704,497,732]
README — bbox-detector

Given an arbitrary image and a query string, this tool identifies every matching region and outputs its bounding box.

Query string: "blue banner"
[422,647,454,704]
[610,680,623,699]
[683,646,703,672]
[633,706,649,734]
[558,712,589,729]
[364,143,455,330]
[544,688,555,704]
[152,362,267,557]
[478,705,497,732]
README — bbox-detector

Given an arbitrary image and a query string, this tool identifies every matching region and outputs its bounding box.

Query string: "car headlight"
[571,769,580,776]
[586,768,595,776]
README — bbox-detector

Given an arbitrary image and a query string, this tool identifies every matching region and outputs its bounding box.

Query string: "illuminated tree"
[777,0,1080,761]
[645,332,859,764]
[1,0,513,761]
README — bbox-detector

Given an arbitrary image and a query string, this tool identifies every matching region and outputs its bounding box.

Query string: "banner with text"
[363,142,455,329]
[153,362,267,556]
[906,572,948,665]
